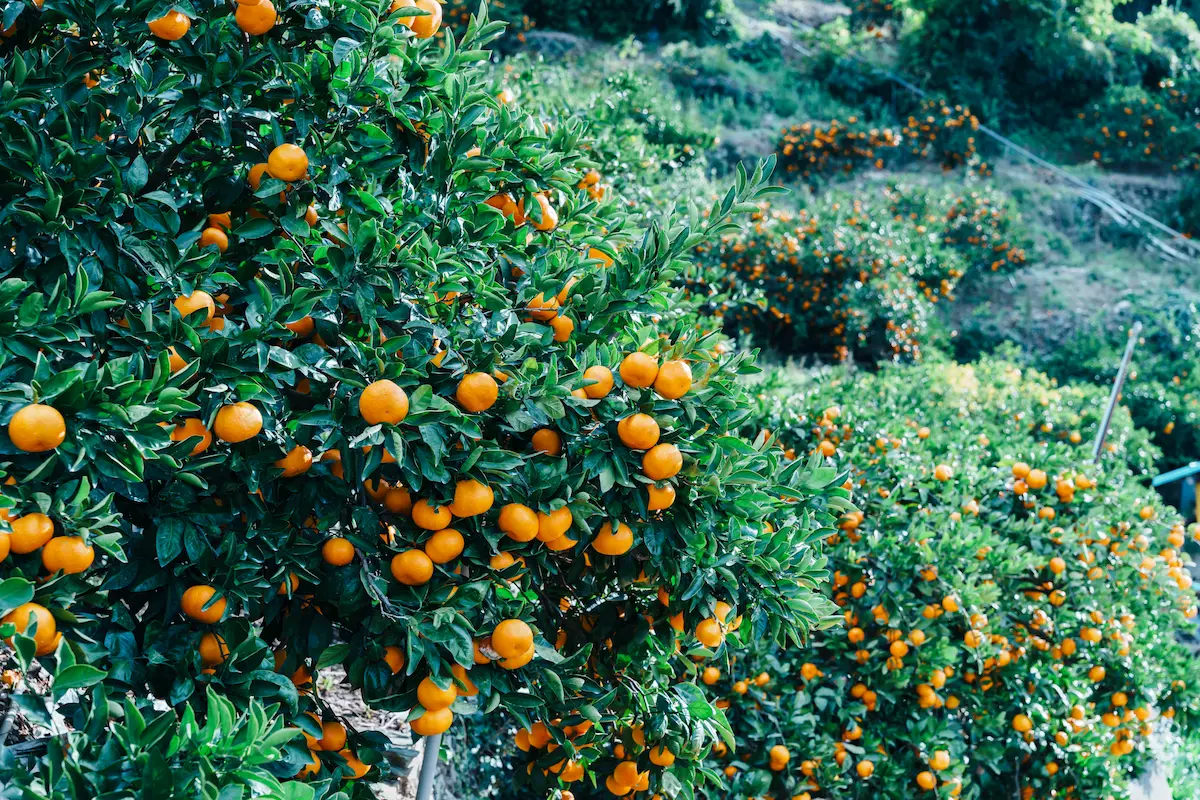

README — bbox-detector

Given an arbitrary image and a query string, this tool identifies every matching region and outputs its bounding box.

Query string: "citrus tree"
[700,357,1200,800]
[0,1,840,796]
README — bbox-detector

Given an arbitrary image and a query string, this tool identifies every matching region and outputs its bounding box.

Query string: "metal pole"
[1092,322,1142,462]
[415,732,442,800]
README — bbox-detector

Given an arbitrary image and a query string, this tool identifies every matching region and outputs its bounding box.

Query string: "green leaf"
[0,578,34,614]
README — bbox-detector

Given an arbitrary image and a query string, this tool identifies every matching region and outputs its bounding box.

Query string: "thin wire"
[782,27,1200,263]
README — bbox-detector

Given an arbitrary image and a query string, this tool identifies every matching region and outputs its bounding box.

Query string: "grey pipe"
[415,733,443,800]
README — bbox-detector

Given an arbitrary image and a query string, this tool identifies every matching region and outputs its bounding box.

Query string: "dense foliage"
[0,1,841,797]
[706,357,1200,800]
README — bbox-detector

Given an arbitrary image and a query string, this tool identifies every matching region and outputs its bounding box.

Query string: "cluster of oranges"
[1075,83,1200,169]
[774,100,988,186]
[689,182,1026,363]
[704,358,1200,800]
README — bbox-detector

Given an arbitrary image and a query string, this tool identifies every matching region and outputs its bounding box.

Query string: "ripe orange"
[0,532,9,562]
[295,751,321,778]
[383,645,405,674]
[199,227,229,253]
[214,402,263,443]
[702,666,720,685]
[934,464,953,481]
[390,549,434,585]
[647,484,676,511]
[856,760,874,779]
[147,10,190,40]
[917,771,937,790]
[181,585,226,623]
[452,663,478,696]
[10,513,54,554]
[619,352,658,388]
[1027,468,1048,490]
[267,143,308,181]
[41,536,95,574]
[531,428,562,456]
[525,292,559,321]
[592,521,633,556]
[695,618,724,648]
[582,366,614,398]
[653,360,692,399]
[2,602,57,656]
[236,0,276,35]
[617,413,659,450]
[643,443,682,480]
[410,706,453,736]
[499,503,539,542]
[411,499,451,530]
[8,403,67,453]
[391,0,442,38]
[929,750,950,771]
[417,676,457,711]
[492,619,533,659]
[1012,713,1033,733]
[424,528,464,564]
[173,290,215,321]
[171,418,213,455]
[247,163,270,190]
[359,379,409,425]
[199,632,228,666]
[208,212,232,230]
[384,486,413,515]
[449,479,493,517]
[456,372,498,412]
[275,444,313,477]
[322,537,355,566]
[536,507,572,542]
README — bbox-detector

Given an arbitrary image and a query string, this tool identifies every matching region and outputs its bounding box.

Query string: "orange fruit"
[322,537,355,566]
[452,663,478,697]
[173,290,215,321]
[359,379,409,425]
[267,143,308,182]
[582,366,614,399]
[929,750,950,771]
[545,533,577,552]
[448,479,493,517]
[41,536,95,574]
[424,528,464,564]
[617,414,659,450]
[522,193,558,232]
[653,360,692,399]
[647,483,676,511]
[318,720,347,751]
[7,403,67,453]
[531,428,562,456]
[492,619,533,659]
[295,751,321,778]
[2,603,57,656]
[642,443,682,480]
[236,0,276,35]
[1027,469,1047,489]
[383,645,405,674]
[147,10,190,40]
[391,0,442,38]
[619,352,658,388]
[605,776,632,797]
[695,618,724,648]
[0,533,9,562]
[499,503,539,542]
[592,521,633,556]
[247,163,270,190]
[338,749,371,779]
[207,212,232,230]
[213,402,262,442]
[856,760,874,779]
[199,227,229,253]
[170,418,213,455]
[384,486,413,515]
[199,632,228,666]
[390,549,434,585]
[456,372,498,412]
[10,513,54,554]
[536,507,572,542]
[409,706,453,736]
[1012,714,1032,733]
[525,292,559,321]
[917,771,937,790]
[181,585,226,623]
[417,676,457,711]
[411,499,451,530]
[276,445,313,477]
[934,464,953,481]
